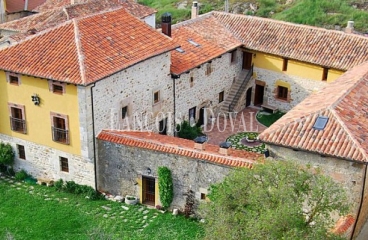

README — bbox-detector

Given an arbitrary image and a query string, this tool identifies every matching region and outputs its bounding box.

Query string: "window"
[189,107,196,120]
[322,68,329,81]
[60,157,69,172]
[219,91,224,103]
[153,91,160,104]
[201,193,206,200]
[6,72,20,85]
[190,77,194,87]
[277,86,288,100]
[17,145,26,160]
[230,50,236,63]
[121,106,128,119]
[313,116,329,130]
[8,103,26,134]
[205,62,212,76]
[282,58,288,71]
[51,112,69,144]
[48,81,65,94]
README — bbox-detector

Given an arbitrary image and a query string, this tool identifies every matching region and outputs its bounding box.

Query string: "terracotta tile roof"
[170,13,242,75]
[212,12,368,71]
[97,130,261,168]
[259,61,368,162]
[333,215,355,235]
[34,0,156,18]
[0,0,154,39]
[6,0,46,13]
[0,8,176,85]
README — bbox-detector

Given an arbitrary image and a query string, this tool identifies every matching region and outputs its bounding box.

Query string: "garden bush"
[176,121,203,140]
[53,179,103,200]
[15,170,28,181]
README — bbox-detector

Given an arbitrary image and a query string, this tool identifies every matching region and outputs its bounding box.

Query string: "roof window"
[176,47,185,53]
[188,39,200,47]
[313,116,329,130]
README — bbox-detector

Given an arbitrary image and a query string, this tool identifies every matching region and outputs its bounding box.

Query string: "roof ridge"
[172,11,214,29]
[101,130,256,163]
[72,18,86,85]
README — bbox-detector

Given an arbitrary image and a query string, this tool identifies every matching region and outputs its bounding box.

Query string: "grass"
[256,110,285,127]
[0,175,203,240]
[226,132,265,153]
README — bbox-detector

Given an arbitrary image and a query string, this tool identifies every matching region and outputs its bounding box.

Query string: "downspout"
[90,83,98,190]
[351,163,368,240]
[171,74,180,136]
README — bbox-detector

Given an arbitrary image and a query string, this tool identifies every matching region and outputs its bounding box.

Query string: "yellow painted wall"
[0,71,81,155]
[252,52,344,82]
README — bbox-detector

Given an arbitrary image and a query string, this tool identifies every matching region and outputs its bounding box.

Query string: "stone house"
[0,0,46,23]
[0,7,176,187]
[97,130,259,208]
[259,61,368,239]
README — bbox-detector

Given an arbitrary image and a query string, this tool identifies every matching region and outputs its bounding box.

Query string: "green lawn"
[0,176,203,240]
[256,110,285,127]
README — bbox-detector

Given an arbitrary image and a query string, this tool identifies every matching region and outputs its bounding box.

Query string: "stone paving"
[204,107,267,145]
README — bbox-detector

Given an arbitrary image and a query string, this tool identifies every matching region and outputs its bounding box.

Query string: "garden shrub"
[53,179,103,200]
[158,166,174,209]
[15,170,28,181]
[176,121,203,140]
[54,179,64,191]
[0,143,15,175]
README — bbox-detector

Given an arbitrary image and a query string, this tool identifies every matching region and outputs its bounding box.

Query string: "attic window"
[188,39,200,47]
[313,116,329,130]
[176,47,185,53]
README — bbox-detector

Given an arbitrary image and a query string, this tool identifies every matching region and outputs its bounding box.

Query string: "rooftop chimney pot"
[161,12,172,37]
[345,20,354,34]
[191,1,199,19]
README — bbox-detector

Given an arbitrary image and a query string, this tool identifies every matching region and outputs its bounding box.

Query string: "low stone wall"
[97,139,233,210]
[0,134,95,187]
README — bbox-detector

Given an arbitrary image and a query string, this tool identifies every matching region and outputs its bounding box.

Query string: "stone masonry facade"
[0,133,95,186]
[97,139,232,209]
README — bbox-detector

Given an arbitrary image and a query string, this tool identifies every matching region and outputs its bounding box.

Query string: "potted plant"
[125,195,138,205]
[245,133,258,143]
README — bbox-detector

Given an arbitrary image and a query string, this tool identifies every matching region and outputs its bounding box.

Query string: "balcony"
[52,127,69,144]
[10,117,26,134]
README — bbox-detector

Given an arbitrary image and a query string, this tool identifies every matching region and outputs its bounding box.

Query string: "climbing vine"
[158,166,174,209]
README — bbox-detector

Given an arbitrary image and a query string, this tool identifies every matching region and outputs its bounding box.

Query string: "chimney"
[161,12,172,37]
[219,142,232,156]
[24,0,29,11]
[193,135,207,151]
[191,1,199,19]
[345,20,354,34]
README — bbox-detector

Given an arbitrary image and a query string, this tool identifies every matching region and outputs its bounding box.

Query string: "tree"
[0,142,14,170]
[199,160,348,240]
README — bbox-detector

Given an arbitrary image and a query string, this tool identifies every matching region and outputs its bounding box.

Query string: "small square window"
[322,68,329,81]
[282,58,288,71]
[313,116,329,130]
[122,106,128,119]
[277,86,288,100]
[9,75,19,85]
[60,157,69,172]
[231,50,236,63]
[190,77,194,87]
[219,91,224,103]
[53,84,64,94]
[154,91,160,104]
[17,145,26,160]
[205,63,212,76]
[200,193,206,200]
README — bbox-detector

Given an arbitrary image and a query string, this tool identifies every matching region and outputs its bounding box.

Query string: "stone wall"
[0,133,95,186]
[267,145,364,222]
[253,67,328,111]
[97,139,232,210]
[92,53,175,135]
[174,50,243,123]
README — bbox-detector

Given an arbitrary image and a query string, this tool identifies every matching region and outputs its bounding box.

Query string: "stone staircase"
[220,66,253,115]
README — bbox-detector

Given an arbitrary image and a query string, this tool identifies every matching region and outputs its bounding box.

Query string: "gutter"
[90,83,98,190]
[171,74,180,136]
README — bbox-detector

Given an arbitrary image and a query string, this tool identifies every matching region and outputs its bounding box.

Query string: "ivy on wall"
[158,166,174,209]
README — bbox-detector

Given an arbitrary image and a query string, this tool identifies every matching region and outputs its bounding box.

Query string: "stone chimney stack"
[191,1,199,19]
[161,13,172,37]
[345,21,354,34]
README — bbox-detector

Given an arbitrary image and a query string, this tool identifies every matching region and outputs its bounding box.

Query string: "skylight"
[313,116,329,130]
[176,47,185,53]
[188,39,200,47]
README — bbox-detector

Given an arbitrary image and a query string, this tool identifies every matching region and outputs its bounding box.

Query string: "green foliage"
[176,121,203,140]
[53,179,103,200]
[158,166,174,209]
[14,170,29,181]
[256,110,285,127]
[0,142,14,166]
[200,160,348,240]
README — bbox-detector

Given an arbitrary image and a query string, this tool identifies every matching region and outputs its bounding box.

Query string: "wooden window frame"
[153,91,160,104]
[189,107,196,120]
[6,72,20,85]
[50,112,69,144]
[322,68,329,81]
[17,144,26,160]
[60,157,69,172]
[48,81,66,94]
[8,103,26,134]
[277,86,288,100]
[219,91,224,103]
[282,58,288,71]
[200,193,206,200]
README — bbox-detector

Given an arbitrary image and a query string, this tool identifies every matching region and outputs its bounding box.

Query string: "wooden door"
[142,176,155,206]
[254,85,264,106]
[242,52,253,70]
